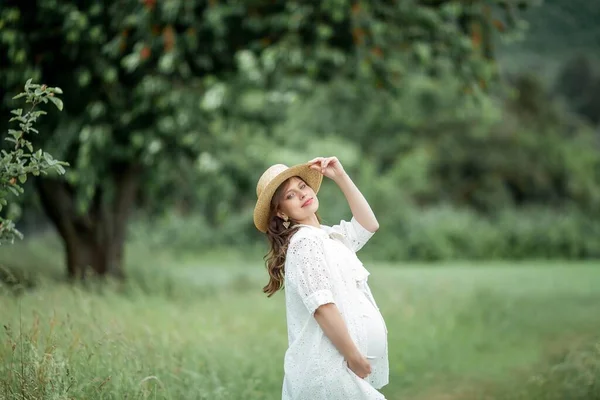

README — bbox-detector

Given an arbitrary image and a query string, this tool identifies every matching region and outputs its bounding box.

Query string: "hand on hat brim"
[308,156,345,181]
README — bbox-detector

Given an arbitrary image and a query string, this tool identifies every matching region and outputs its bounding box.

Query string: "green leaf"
[55,165,66,175]
[7,186,20,197]
[48,96,64,111]
[9,116,27,123]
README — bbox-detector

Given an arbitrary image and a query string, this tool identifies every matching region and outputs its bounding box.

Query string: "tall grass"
[0,236,599,399]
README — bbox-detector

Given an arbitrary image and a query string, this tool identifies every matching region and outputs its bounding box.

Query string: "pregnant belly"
[358,293,387,359]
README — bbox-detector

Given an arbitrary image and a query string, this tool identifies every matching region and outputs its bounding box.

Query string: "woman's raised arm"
[309,156,379,233]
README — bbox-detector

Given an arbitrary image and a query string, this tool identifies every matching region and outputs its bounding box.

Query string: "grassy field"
[1,236,599,399]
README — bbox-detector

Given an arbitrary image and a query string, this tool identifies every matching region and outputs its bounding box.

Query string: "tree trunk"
[35,163,141,280]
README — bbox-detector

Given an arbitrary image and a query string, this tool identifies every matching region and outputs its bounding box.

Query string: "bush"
[365,204,600,262]
[128,209,260,253]
[0,80,67,245]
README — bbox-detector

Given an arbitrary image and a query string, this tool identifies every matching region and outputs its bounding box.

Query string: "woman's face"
[277,177,319,223]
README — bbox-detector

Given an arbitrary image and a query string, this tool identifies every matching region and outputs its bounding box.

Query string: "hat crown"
[256,164,289,198]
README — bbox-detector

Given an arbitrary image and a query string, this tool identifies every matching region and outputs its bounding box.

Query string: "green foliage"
[0,0,520,215]
[276,70,600,212]
[127,67,600,262]
[0,80,67,244]
[0,0,596,266]
[554,54,600,125]
[129,211,258,253]
[367,205,600,262]
[504,0,600,56]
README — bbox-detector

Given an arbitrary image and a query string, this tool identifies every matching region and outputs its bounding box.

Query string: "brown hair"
[262,177,320,297]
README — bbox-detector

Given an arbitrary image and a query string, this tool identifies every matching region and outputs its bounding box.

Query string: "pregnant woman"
[254,156,389,400]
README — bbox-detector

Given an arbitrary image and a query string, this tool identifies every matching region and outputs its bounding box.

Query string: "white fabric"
[359,290,388,360]
[282,217,389,400]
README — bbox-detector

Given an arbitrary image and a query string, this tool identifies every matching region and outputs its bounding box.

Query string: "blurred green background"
[1,1,599,399]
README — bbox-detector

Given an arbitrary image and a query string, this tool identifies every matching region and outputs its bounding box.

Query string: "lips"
[302,198,313,208]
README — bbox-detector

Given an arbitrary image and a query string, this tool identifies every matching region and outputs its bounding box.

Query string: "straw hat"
[253,163,323,233]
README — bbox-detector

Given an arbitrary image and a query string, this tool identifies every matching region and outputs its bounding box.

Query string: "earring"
[282,216,290,229]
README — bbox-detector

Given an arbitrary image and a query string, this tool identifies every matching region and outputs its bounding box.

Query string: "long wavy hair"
[263,177,320,297]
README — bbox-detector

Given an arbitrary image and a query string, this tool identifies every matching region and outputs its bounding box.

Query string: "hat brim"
[253,163,323,233]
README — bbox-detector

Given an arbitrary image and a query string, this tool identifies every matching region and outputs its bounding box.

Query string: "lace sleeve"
[285,236,335,315]
[328,217,375,252]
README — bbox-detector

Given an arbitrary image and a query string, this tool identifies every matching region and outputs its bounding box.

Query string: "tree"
[0,80,67,244]
[0,0,527,279]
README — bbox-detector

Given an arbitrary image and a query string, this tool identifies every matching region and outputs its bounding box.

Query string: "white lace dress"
[281,217,389,400]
